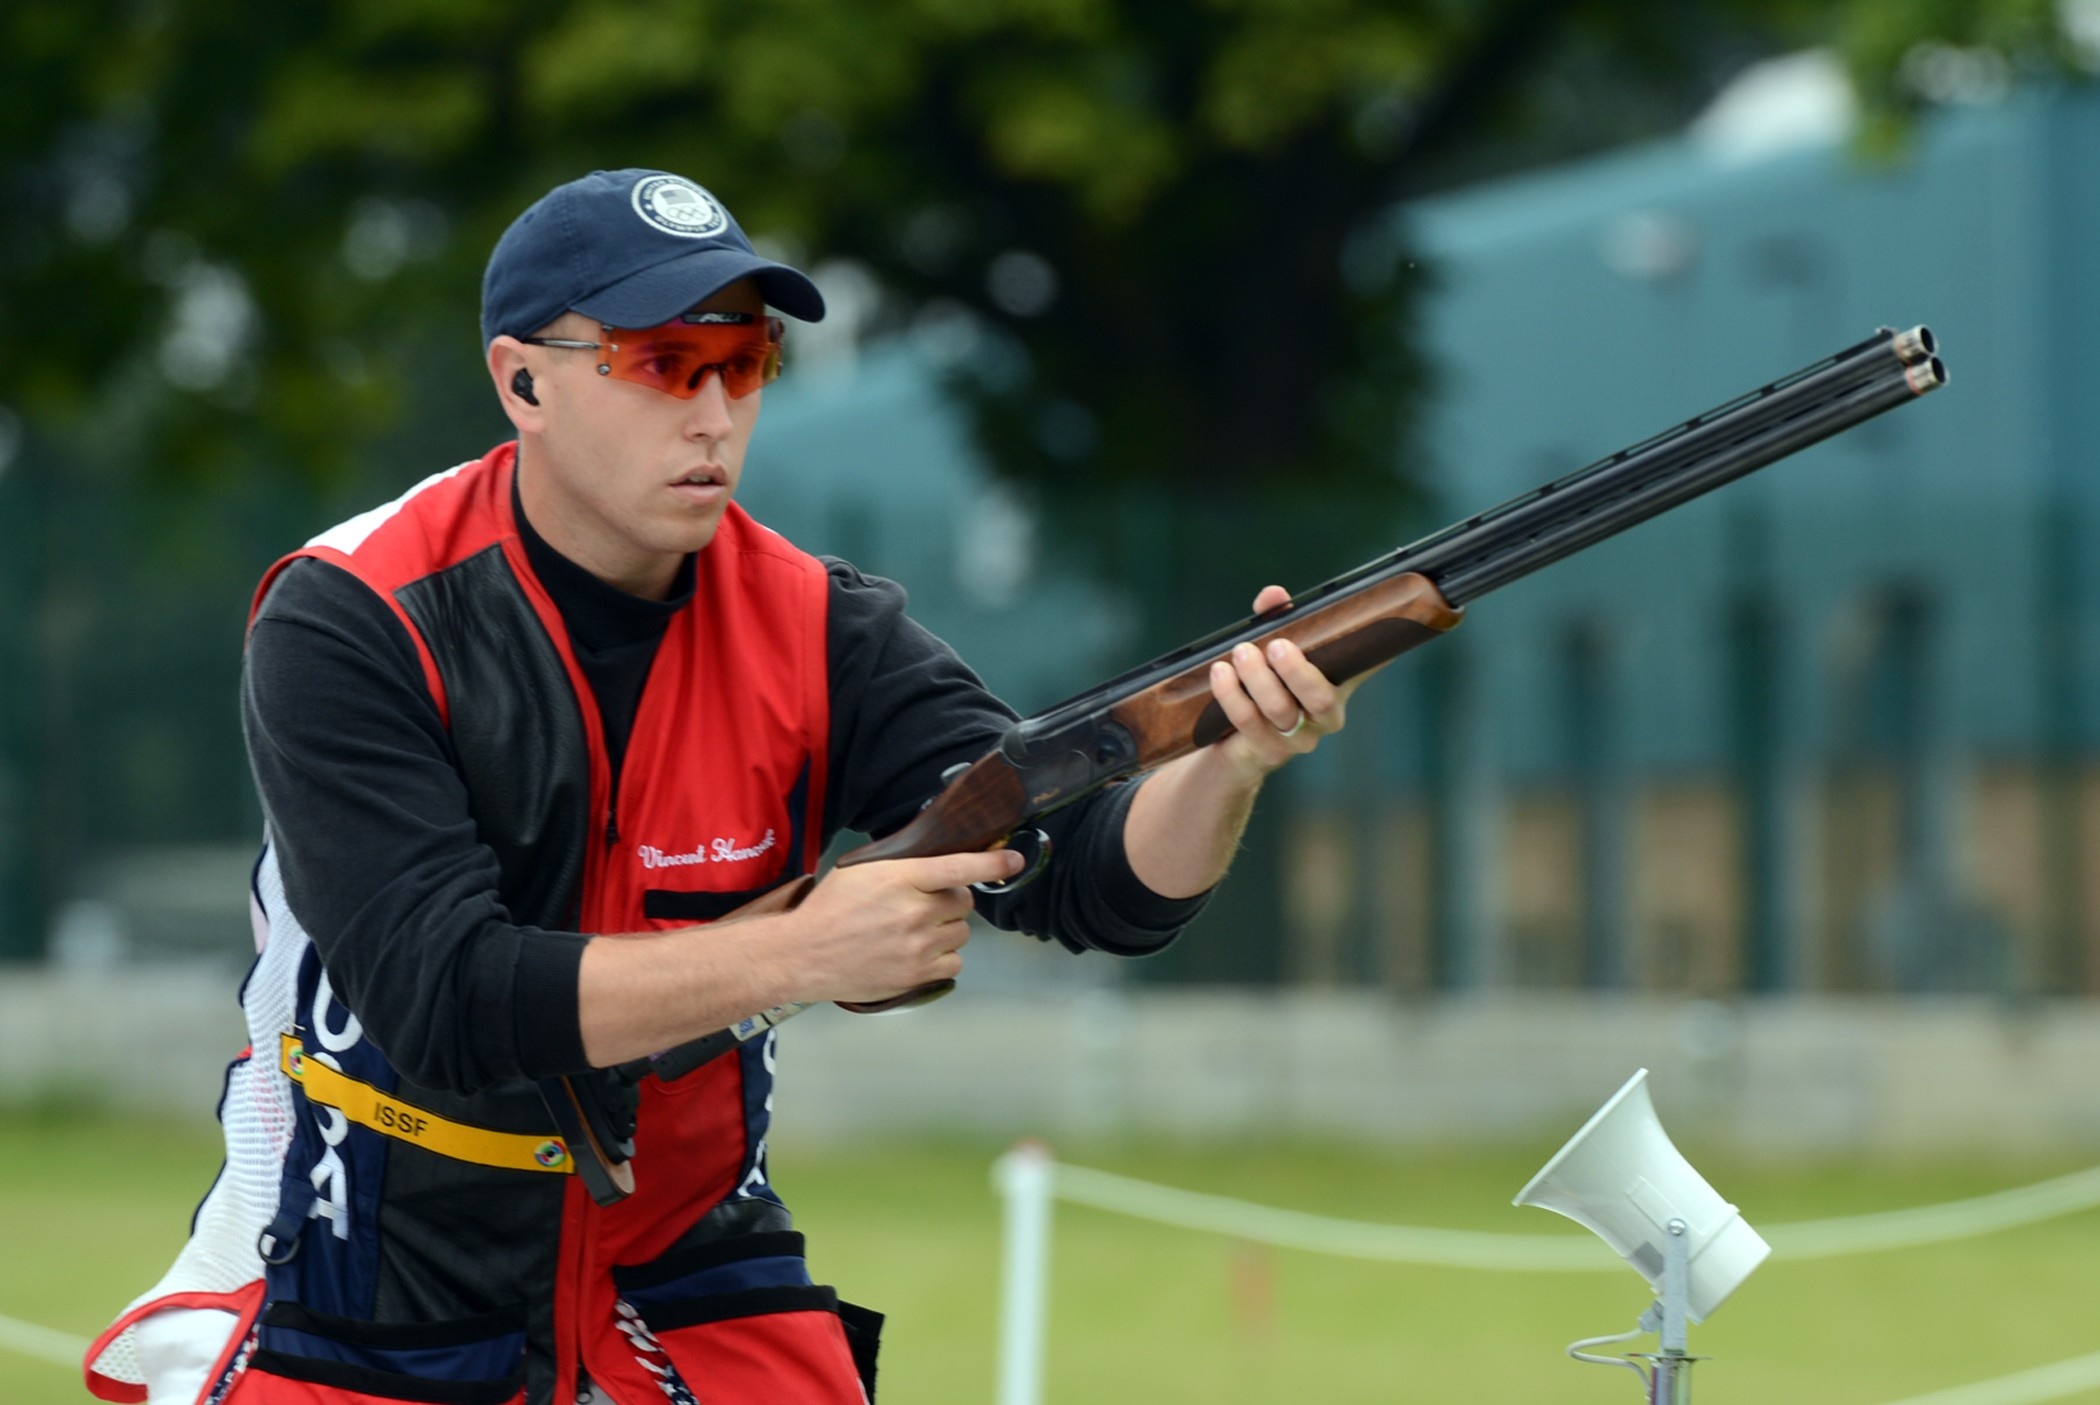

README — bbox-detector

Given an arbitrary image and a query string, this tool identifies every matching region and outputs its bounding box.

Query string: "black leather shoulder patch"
[397,545,589,929]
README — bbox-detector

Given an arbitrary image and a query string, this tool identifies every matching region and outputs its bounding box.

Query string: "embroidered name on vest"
[637,828,777,869]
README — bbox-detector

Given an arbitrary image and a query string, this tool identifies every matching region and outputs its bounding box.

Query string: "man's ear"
[488,337,544,432]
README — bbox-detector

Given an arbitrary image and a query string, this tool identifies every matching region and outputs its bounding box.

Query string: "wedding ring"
[1278,711,1309,739]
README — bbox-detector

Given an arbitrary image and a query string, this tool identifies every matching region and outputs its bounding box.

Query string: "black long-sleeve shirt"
[242,510,1205,1091]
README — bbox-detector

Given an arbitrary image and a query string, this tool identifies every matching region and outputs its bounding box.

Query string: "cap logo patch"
[632,176,728,240]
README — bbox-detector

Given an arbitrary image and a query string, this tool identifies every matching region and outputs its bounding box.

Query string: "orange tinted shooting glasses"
[522,311,784,399]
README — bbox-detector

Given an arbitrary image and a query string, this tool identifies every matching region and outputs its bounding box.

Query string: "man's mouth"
[674,468,725,488]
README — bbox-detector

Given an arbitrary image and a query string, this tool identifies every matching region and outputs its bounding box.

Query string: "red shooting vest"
[87,443,870,1405]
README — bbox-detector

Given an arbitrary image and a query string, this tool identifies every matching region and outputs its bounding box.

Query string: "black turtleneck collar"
[511,466,695,799]
[511,468,695,654]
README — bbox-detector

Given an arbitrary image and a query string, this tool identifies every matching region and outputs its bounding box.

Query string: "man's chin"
[654,507,727,556]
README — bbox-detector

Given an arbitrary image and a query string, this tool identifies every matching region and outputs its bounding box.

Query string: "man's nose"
[684,371,735,436]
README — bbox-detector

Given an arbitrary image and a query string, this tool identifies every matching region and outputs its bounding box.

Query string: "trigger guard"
[974,828,1052,895]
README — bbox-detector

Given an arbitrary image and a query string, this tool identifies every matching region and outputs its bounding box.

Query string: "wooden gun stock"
[1173,573,1462,749]
[846,572,1462,866]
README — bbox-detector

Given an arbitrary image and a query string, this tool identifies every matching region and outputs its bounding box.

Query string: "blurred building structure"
[5,66,2098,1006]
[1334,70,2100,1000]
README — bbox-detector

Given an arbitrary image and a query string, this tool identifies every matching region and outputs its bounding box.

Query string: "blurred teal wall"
[1378,85,2100,994]
[1405,85,2100,774]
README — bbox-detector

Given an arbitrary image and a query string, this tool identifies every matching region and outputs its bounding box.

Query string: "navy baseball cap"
[481,169,826,345]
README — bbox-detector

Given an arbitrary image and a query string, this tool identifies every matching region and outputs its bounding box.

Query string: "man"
[87,169,1351,1405]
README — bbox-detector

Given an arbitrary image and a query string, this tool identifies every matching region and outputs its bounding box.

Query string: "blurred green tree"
[6,0,2080,581]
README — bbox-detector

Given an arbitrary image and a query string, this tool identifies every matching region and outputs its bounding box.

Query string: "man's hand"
[576,848,1021,1066]
[1119,585,1355,901]
[781,849,1023,1005]
[1204,584,1358,781]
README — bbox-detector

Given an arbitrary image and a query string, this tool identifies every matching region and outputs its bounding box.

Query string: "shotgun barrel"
[1002,325,1945,754]
[1435,350,1946,603]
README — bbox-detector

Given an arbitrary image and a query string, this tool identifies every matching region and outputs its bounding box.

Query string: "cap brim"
[572,247,827,325]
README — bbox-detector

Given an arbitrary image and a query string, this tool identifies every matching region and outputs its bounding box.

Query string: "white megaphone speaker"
[1515,1067,1768,1321]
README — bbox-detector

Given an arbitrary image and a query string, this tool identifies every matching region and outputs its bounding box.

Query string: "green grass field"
[6,1107,2100,1404]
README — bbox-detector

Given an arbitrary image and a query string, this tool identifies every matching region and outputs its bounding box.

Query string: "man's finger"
[1263,637,1340,719]
[905,849,1025,892]
[1252,584,1292,615]
[1208,657,1273,737]
[927,884,978,923]
[1229,641,1304,733]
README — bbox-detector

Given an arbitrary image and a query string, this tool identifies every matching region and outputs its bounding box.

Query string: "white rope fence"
[0,1311,90,1369]
[1768,1163,2100,1259]
[1031,1155,2100,1271]
[1876,1350,2100,1405]
[992,1144,2100,1405]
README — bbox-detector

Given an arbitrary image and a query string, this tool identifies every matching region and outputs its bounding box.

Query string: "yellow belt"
[278,1033,572,1176]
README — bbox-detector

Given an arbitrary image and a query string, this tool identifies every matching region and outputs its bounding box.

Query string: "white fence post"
[994,1140,1055,1405]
